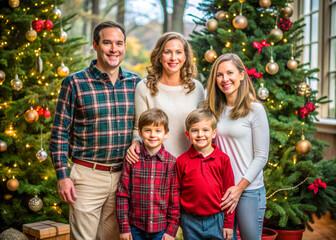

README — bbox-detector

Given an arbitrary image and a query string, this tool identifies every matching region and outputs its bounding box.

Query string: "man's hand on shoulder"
[120,233,133,240]
[57,178,77,204]
[161,233,174,240]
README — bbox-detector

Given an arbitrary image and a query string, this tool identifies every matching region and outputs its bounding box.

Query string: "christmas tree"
[189,0,335,231]
[0,0,87,231]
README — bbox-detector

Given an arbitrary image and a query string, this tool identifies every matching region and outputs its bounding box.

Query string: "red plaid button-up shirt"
[116,144,180,237]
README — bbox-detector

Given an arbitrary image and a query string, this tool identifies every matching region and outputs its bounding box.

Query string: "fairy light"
[28,162,31,165]
[44,176,48,180]
[266,177,309,199]
[228,29,232,32]
[261,14,264,17]
[242,48,246,52]
[13,163,17,167]
[26,144,30,148]
[225,42,231,47]
[293,154,297,164]
[283,38,288,43]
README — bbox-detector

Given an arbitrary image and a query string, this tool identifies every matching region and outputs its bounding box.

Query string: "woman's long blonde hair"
[146,32,197,96]
[205,53,257,120]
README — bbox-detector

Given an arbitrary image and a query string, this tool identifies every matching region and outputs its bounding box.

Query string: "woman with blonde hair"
[206,53,270,240]
[126,32,205,162]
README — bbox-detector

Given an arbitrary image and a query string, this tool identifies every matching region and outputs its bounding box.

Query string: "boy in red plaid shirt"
[116,108,179,240]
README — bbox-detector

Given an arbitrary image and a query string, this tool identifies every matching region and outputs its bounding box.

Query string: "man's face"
[93,27,126,71]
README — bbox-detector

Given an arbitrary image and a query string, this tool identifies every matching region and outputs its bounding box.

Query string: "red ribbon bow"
[253,40,270,54]
[245,67,263,79]
[308,178,327,194]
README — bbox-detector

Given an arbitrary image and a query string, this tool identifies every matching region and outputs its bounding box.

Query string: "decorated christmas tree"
[189,0,335,232]
[0,0,87,231]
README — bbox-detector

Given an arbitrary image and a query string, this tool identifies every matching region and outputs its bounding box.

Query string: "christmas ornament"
[245,67,263,79]
[259,0,271,8]
[10,74,23,91]
[6,178,19,191]
[204,48,217,63]
[52,7,62,19]
[257,83,269,100]
[266,46,279,75]
[206,18,218,32]
[25,28,37,42]
[297,106,309,118]
[270,27,283,41]
[216,11,227,21]
[296,82,312,97]
[36,106,44,116]
[8,0,20,8]
[57,63,70,77]
[44,107,51,118]
[59,30,68,43]
[4,194,13,200]
[24,107,39,123]
[295,133,312,155]
[233,2,248,30]
[32,19,44,32]
[0,228,28,239]
[253,40,270,54]
[28,195,43,212]
[0,70,5,84]
[36,56,43,73]
[287,44,298,70]
[36,149,48,161]
[0,140,7,152]
[308,178,327,194]
[44,19,53,31]
[282,4,293,19]
[278,18,293,32]
[305,102,316,112]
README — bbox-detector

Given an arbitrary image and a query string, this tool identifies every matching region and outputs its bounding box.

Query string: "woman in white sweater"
[205,53,269,240]
[126,32,204,161]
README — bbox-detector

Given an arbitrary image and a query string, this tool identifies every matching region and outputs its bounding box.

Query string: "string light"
[266,177,309,199]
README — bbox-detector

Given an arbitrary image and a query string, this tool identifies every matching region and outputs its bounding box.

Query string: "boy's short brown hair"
[138,108,169,132]
[185,108,218,132]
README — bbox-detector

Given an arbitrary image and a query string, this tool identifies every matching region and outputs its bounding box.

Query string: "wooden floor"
[303,212,336,240]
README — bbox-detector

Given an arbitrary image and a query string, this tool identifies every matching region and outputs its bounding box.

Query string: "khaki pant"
[69,163,121,240]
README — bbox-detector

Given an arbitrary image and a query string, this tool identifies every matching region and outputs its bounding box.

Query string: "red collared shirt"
[116,144,180,236]
[176,144,235,229]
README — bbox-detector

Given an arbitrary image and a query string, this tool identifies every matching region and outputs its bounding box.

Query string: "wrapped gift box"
[23,220,70,240]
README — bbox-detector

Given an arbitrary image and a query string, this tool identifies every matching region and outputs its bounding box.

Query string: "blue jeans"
[180,210,225,239]
[130,224,165,240]
[233,186,266,240]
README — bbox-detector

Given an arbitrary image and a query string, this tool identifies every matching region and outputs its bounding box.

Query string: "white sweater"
[215,102,270,190]
[133,79,205,157]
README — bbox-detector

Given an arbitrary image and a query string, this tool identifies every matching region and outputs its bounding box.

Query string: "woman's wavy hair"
[146,32,197,96]
[204,53,258,120]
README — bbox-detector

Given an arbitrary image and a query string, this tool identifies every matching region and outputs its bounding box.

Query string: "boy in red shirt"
[176,108,235,240]
[116,108,179,240]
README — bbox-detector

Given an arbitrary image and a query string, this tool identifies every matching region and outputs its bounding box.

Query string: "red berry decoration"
[278,18,293,32]
[297,106,309,118]
[44,108,51,118]
[305,102,316,113]
[44,19,53,31]
[37,107,44,116]
[32,19,44,32]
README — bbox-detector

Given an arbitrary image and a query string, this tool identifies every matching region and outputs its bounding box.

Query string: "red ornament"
[37,108,44,116]
[305,102,316,113]
[44,108,51,118]
[245,67,263,79]
[297,106,309,118]
[32,19,44,32]
[308,178,326,194]
[278,18,293,32]
[44,19,53,31]
[253,40,270,54]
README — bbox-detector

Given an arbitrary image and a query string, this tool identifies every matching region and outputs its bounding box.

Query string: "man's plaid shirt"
[49,60,141,180]
[116,144,180,237]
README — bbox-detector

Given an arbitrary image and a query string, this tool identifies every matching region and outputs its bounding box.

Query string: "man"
[50,21,141,240]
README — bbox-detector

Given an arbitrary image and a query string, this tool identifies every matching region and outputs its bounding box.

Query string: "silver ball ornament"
[59,30,68,43]
[266,60,279,75]
[270,28,283,40]
[10,75,23,91]
[52,7,62,18]
[257,83,269,100]
[0,140,7,152]
[233,15,248,29]
[36,149,48,161]
[28,195,43,212]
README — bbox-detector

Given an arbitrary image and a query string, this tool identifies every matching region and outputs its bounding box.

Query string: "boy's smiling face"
[185,119,217,153]
[139,123,168,155]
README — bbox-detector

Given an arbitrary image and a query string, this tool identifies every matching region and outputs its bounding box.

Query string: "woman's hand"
[220,179,249,213]
[125,140,140,164]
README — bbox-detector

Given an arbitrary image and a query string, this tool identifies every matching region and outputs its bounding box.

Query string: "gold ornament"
[6,178,19,191]
[282,4,293,19]
[204,49,217,63]
[25,29,37,42]
[36,56,43,73]
[10,74,23,91]
[287,58,298,70]
[270,27,283,41]
[266,60,279,75]
[259,0,271,8]
[24,107,39,123]
[57,63,70,77]
[4,194,13,200]
[296,82,312,97]
[216,11,227,21]
[8,0,20,8]
[0,70,5,85]
[232,14,248,29]
[295,134,312,155]
[59,30,68,43]
[206,18,218,32]
[28,195,43,212]
[0,140,7,152]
